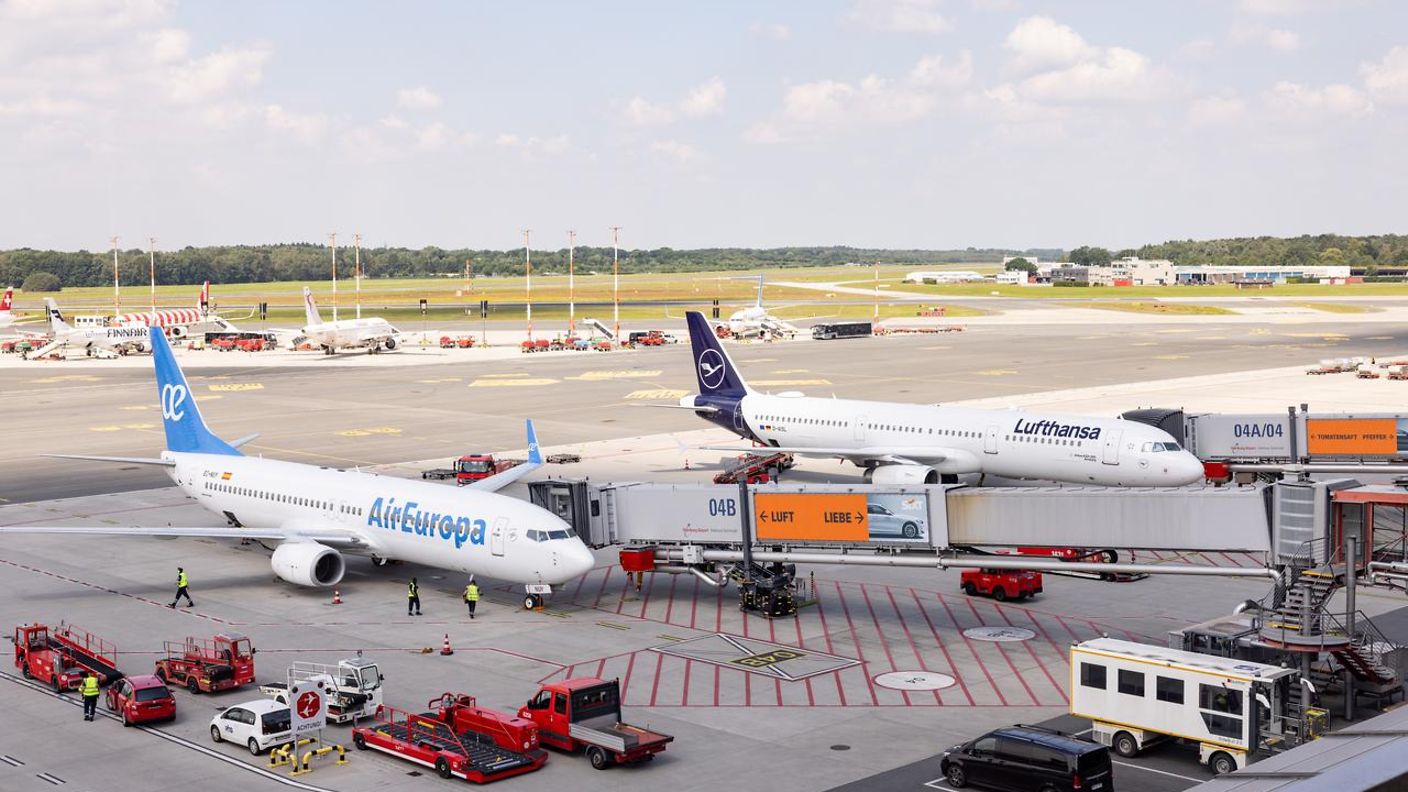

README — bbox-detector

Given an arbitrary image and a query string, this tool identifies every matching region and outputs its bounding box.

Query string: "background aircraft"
[718,276,802,340]
[296,286,400,354]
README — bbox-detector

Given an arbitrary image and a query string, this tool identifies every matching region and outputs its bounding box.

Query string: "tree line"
[1069,234,1408,270]
[0,244,1054,290]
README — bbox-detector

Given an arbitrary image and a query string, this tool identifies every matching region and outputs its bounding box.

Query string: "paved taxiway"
[5,312,1408,792]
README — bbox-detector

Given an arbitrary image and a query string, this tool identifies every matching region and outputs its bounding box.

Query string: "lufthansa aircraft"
[2,328,594,607]
[677,311,1204,487]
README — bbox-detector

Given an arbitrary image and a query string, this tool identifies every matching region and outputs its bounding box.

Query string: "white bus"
[1070,638,1299,775]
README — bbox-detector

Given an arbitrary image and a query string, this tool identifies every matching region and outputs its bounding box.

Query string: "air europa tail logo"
[1013,418,1102,440]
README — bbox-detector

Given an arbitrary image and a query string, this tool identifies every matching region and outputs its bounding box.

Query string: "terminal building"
[1049,257,1354,287]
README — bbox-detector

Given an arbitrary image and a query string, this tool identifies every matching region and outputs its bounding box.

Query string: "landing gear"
[523,594,542,610]
[370,555,388,567]
[523,584,552,610]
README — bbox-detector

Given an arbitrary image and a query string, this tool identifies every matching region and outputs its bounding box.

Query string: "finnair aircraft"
[677,311,1204,487]
[2,328,594,607]
[0,288,14,328]
[33,298,154,357]
[299,287,400,354]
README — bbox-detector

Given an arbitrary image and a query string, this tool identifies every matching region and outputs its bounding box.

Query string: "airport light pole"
[611,225,621,341]
[874,259,880,323]
[328,232,338,322]
[523,229,533,341]
[354,233,362,320]
[148,237,157,317]
[567,230,576,336]
[110,236,121,311]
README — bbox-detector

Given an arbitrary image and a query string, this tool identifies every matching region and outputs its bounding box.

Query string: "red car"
[105,674,176,726]
[960,568,1042,602]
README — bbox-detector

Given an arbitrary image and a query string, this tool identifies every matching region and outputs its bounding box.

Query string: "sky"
[1,0,1406,253]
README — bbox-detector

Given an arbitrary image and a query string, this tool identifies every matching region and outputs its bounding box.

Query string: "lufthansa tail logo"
[161,383,188,422]
[698,349,726,389]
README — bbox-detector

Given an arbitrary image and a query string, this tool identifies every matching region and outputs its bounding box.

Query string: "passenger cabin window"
[1079,662,1106,690]
[1118,669,1145,697]
[1199,684,1243,715]
[1156,676,1184,704]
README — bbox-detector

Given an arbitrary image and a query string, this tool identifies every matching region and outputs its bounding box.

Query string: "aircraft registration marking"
[567,370,663,381]
[208,383,264,392]
[625,389,689,400]
[467,378,559,387]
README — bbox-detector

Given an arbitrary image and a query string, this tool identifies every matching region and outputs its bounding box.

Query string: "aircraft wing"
[0,525,368,547]
[698,444,965,466]
[44,453,175,467]
[462,419,544,492]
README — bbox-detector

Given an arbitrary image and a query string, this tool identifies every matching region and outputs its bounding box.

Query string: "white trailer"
[1070,638,1299,775]
[260,657,383,724]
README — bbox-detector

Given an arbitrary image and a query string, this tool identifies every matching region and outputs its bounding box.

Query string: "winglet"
[151,327,240,456]
[525,419,542,465]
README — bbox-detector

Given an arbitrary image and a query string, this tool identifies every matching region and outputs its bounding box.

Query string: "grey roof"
[1187,705,1408,791]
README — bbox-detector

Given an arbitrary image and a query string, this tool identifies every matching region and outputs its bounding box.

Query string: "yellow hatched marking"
[89,426,123,432]
[416,377,463,384]
[771,369,810,374]
[1129,342,1157,347]
[208,383,264,392]
[975,370,1017,377]
[122,423,157,430]
[567,370,663,381]
[34,374,102,384]
[625,389,689,400]
[467,378,559,387]
[120,405,152,411]
[338,426,403,437]
[751,378,831,386]
[1154,354,1188,360]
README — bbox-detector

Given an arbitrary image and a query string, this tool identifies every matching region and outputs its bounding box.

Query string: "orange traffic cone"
[440,633,454,656]
[331,589,342,605]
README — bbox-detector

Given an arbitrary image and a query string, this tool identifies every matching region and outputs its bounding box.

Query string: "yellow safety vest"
[80,676,100,697]
[177,571,188,587]
[465,585,480,602]
[408,581,418,598]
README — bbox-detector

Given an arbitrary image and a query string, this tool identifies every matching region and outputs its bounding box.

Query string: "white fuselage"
[167,452,593,585]
[737,392,1204,486]
[302,318,398,350]
[57,324,152,352]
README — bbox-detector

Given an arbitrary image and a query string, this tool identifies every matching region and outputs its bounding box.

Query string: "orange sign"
[1306,418,1398,455]
[754,493,869,541]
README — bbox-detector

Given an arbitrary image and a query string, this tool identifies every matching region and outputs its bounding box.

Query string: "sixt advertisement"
[754,492,929,543]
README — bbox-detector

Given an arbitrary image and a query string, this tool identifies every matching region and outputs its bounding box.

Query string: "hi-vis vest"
[465,584,480,602]
[408,581,419,598]
[81,676,100,697]
[177,571,188,588]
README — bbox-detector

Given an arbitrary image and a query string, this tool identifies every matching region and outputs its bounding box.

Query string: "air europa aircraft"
[1,327,594,607]
[676,311,1204,487]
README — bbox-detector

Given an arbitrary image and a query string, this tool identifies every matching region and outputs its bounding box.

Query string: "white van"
[209,699,293,755]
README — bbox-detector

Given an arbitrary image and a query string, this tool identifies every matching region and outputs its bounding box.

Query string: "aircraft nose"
[1174,453,1205,484]
[564,539,596,578]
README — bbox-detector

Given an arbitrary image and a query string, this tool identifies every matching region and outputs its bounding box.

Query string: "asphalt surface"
[6,318,1408,504]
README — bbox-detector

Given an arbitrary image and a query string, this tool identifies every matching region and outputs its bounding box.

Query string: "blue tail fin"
[685,311,749,397]
[151,327,240,456]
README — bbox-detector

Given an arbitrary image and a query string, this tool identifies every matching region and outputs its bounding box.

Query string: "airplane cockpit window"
[548,530,570,540]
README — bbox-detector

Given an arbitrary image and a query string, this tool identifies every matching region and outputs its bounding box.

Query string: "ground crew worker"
[407,577,421,616]
[464,578,480,619]
[169,567,193,608]
[80,671,100,721]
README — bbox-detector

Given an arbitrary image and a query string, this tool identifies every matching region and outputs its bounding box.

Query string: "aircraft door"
[490,518,506,556]
[983,424,999,454]
[854,416,867,442]
[1102,430,1122,465]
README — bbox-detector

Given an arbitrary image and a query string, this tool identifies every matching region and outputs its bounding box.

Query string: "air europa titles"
[366,496,486,549]
[1012,419,1102,440]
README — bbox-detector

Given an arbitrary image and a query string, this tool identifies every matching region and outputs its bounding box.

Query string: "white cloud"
[164,45,270,103]
[494,133,569,158]
[1016,47,1158,103]
[910,50,973,88]
[1238,0,1315,14]
[749,22,791,41]
[781,75,933,125]
[623,95,674,126]
[1188,93,1247,126]
[650,139,700,163]
[970,0,1017,10]
[0,95,83,118]
[378,115,408,130]
[1230,23,1301,51]
[145,27,189,62]
[680,76,726,117]
[1263,81,1372,117]
[1004,15,1093,72]
[1361,46,1408,104]
[263,104,327,145]
[415,122,449,150]
[396,86,442,110]
[848,0,952,34]
[1177,38,1216,61]
[743,121,786,145]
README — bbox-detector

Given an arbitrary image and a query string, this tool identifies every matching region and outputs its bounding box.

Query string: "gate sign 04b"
[754,493,870,541]
[290,674,333,737]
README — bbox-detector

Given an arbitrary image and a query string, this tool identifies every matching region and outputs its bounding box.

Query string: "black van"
[940,725,1113,791]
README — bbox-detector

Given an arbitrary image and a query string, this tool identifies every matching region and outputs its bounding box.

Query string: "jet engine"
[864,464,939,486]
[271,541,345,587]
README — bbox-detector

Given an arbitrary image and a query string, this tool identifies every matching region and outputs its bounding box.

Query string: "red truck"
[352,693,546,783]
[13,622,122,691]
[153,633,255,694]
[959,568,1043,602]
[423,454,521,486]
[518,678,673,769]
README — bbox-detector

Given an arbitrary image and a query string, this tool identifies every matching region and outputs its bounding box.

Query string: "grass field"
[1068,301,1239,316]
[870,279,1408,299]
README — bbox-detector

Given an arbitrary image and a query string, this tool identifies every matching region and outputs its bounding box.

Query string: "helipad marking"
[567,370,663,381]
[964,626,1035,642]
[874,671,956,691]
[625,389,689,400]
[650,633,859,681]
[208,383,264,392]
[467,378,559,387]
[750,379,832,386]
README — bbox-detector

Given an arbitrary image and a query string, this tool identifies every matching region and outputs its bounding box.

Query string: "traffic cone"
[440,633,454,656]
[331,589,342,606]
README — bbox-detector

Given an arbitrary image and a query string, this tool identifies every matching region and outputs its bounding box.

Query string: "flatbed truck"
[518,678,672,769]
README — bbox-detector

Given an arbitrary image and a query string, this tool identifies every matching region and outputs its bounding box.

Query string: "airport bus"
[811,321,872,340]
